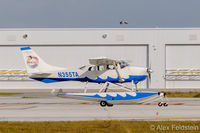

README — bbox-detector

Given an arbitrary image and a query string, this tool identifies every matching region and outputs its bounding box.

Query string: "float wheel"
[163,103,168,107]
[158,102,163,107]
[100,101,107,107]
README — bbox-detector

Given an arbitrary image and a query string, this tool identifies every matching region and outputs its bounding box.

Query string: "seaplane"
[20,46,168,107]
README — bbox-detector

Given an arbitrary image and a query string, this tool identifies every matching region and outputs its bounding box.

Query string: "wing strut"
[113,62,124,82]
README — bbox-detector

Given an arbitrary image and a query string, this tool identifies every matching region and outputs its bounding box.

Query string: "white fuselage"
[30,65,148,84]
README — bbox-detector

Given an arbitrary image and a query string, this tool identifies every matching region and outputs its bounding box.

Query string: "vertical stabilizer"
[20,47,64,74]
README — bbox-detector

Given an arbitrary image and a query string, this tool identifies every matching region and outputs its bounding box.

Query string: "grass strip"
[165,91,200,98]
[0,93,23,95]
[0,120,199,133]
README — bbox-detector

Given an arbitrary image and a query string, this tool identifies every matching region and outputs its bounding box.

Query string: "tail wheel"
[100,101,107,107]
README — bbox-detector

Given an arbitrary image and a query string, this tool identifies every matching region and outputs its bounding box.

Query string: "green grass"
[0,121,199,133]
[0,93,23,95]
[165,91,200,98]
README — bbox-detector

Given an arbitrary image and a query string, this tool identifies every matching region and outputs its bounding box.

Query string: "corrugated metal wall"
[1,28,200,89]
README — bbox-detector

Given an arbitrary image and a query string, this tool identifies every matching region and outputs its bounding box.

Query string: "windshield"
[120,60,129,69]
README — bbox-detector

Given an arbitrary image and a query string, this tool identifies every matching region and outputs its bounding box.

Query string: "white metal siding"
[166,45,200,88]
[1,28,200,89]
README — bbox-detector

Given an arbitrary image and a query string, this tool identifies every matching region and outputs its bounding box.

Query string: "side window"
[88,66,96,71]
[99,66,104,71]
[106,65,110,70]
[88,67,92,71]
[107,65,115,70]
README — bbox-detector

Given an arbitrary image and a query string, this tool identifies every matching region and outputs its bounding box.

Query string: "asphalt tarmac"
[0,89,200,121]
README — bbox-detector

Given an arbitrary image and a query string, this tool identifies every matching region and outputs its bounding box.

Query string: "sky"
[0,0,200,28]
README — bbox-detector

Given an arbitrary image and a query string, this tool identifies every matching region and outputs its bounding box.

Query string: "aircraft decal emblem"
[26,56,39,69]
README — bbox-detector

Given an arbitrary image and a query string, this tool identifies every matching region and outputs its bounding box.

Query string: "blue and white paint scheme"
[20,47,151,85]
[21,47,167,107]
[54,91,164,105]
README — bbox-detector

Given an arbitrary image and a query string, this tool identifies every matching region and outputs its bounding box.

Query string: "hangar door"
[166,45,200,88]
[0,45,148,89]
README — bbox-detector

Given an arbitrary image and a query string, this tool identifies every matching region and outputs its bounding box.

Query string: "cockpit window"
[88,66,96,71]
[99,66,104,71]
[120,61,129,69]
[88,66,105,71]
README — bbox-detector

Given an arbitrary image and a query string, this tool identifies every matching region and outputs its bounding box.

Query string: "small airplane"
[20,47,152,90]
[20,46,168,107]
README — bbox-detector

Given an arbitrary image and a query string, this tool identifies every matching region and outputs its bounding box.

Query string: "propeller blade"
[147,68,153,85]
[148,55,152,85]
[148,71,151,84]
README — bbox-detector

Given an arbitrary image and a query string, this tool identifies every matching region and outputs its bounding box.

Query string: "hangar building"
[0,28,200,89]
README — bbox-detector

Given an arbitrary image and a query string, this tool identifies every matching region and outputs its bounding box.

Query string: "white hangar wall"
[0,28,200,89]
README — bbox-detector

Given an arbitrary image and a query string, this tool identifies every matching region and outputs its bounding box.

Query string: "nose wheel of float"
[100,101,113,107]
[158,102,168,107]
[158,92,169,107]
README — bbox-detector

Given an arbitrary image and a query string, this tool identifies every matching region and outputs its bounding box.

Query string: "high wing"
[89,57,124,82]
[89,57,121,66]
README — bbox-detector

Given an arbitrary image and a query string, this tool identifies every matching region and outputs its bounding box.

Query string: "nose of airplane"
[129,67,149,84]
[129,67,148,75]
[146,68,153,82]
[147,68,153,74]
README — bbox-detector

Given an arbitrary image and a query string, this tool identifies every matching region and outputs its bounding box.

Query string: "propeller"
[147,68,153,84]
[147,57,153,86]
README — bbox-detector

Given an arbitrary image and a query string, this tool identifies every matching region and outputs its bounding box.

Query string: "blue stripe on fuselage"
[31,75,147,83]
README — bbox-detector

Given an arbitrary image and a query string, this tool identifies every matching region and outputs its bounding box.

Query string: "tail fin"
[20,47,64,74]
